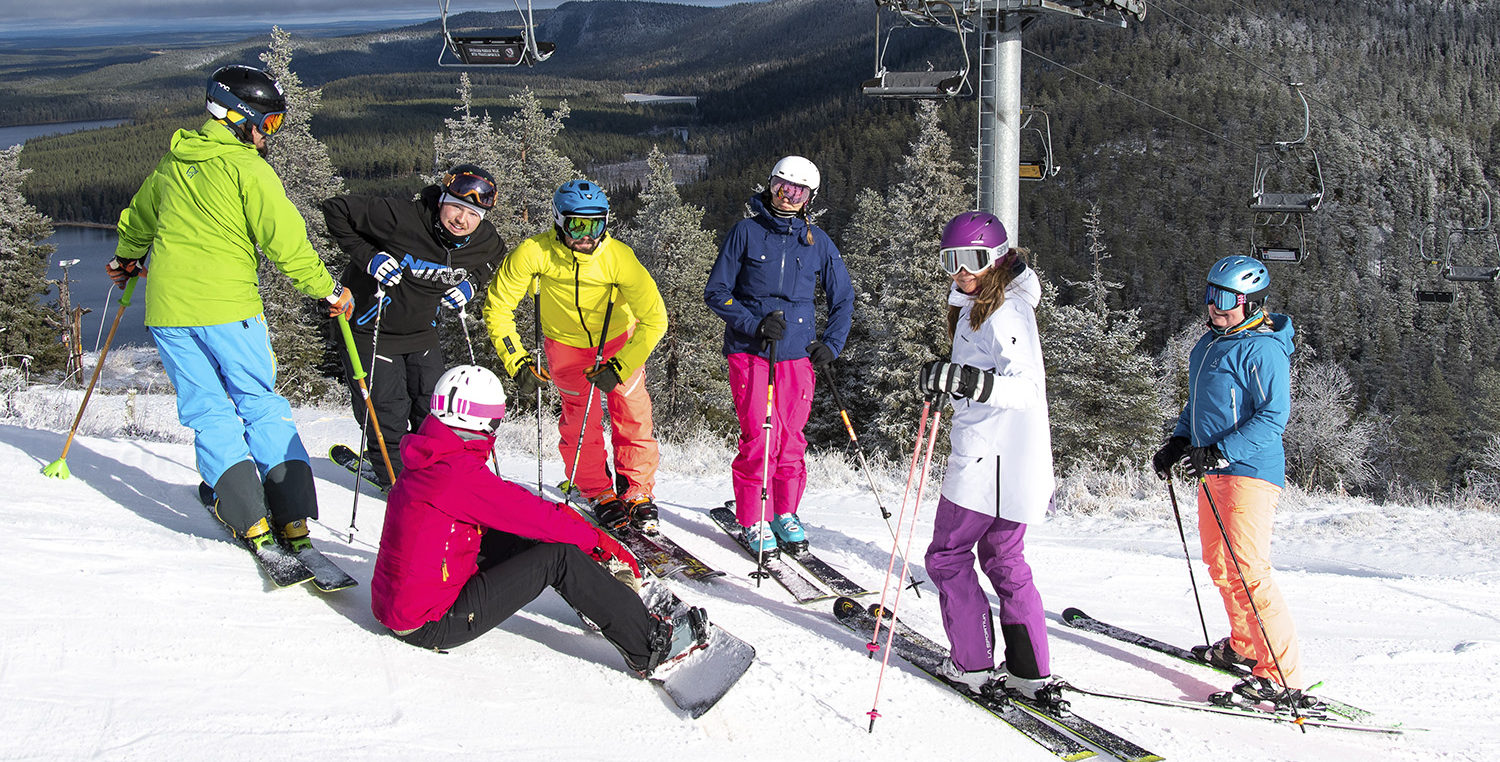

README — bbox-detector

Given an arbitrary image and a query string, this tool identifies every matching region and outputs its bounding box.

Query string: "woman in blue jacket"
[704,156,855,554]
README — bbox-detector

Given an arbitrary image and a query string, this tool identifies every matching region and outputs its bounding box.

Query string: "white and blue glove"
[441,280,474,310]
[366,252,403,288]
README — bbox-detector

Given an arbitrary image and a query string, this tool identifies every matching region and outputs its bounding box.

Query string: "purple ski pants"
[924,495,1050,678]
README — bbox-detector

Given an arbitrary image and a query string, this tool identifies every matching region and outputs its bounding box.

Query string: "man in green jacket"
[109,64,354,551]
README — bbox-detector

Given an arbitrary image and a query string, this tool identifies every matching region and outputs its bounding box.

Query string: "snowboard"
[639,582,755,718]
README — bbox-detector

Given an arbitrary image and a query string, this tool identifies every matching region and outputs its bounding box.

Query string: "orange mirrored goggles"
[443,171,498,210]
[257,111,285,136]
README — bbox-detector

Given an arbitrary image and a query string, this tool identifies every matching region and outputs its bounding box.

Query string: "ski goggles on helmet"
[1204,284,1249,311]
[770,177,812,206]
[940,246,1003,276]
[561,215,607,240]
[443,170,498,210]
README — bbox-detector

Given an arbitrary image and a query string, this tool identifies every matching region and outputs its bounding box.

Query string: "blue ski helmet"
[553,180,609,218]
[1205,255,1270,312]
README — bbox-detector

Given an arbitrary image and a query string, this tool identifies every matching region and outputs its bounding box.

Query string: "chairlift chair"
[438,0,555,68]
[1410,222,1456,303]
[1249,84,1324,215]
[1441,188,1500,282]
[1018,106,1059,181]
[1250,211,1307,264]
[863,1,974,99]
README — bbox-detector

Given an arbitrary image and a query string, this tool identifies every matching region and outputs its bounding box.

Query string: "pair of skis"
[710,502,875,604]
[555,482,724,583]
[196,482,357,593]
[833,597,1161,762]
[1060,607,1403,734]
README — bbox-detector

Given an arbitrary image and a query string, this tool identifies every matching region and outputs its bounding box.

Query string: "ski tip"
[1060,606,1087,623]
[197,481,216,507]
[833,596,860,616]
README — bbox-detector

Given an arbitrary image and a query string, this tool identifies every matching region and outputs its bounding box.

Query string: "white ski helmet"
[430,365,508,435]
[770,155,821,193]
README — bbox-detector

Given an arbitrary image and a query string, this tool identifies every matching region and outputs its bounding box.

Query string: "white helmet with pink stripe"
[431,365,508,435]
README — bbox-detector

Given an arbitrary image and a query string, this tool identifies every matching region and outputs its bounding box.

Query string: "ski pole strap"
[337,315,366,380]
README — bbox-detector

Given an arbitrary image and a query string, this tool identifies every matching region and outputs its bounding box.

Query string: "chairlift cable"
[1022,47,1253,152]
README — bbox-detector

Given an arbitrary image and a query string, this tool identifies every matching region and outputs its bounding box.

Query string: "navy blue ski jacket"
[704,195,855,361]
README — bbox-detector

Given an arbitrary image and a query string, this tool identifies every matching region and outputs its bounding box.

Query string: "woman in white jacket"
[918,211,1058,705]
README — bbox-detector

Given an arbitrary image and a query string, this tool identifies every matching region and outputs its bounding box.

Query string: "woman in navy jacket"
[704,156,854,554]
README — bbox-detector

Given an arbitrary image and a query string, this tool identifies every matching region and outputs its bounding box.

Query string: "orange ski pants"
[545,331,658,502]
[1198,474,1304,689]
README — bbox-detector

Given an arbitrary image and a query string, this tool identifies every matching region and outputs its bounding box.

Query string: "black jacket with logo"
[322,186,504,355]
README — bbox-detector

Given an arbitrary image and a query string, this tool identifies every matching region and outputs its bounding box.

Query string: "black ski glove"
[755,311,786,341]
[806,340,835,369]
[586,358,625,393]
[1184,444,1229,479]
[918,360,994,403]
[513,355,551,396]
[1151,436,1190,479]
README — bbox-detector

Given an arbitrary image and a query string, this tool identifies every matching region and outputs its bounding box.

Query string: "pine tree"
[260,27,347,403]
[839,101,971,455]
[621,145,725,434]
[1284,352,1377,490]
[0,146,64,372]
[1042,203,1162,473]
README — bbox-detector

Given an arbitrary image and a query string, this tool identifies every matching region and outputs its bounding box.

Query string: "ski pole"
[1167,476,1213,649]
[43,277,138,479]
[1198,474,1305,730]
[867,393,945,732]
[533,274,545,493]
[456,308,502,476]
[751,318,782,587]
[564,285,616,502]
[824,365,924,596]
[338,310,396,539]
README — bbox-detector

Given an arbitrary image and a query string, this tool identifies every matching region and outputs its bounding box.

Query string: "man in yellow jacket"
[484,180,667,533]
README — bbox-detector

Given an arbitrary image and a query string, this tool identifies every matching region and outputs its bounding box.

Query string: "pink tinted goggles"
[770,177,812,206]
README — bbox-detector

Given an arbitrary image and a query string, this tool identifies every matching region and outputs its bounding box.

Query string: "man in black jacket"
[321,164,506,482]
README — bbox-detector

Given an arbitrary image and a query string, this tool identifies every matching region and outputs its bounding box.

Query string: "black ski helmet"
[206,65,287,143]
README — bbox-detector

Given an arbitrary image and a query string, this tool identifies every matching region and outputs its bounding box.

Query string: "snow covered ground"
[3,356,1497,760]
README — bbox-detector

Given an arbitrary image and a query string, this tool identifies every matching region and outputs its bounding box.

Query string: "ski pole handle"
[337,315,365,381]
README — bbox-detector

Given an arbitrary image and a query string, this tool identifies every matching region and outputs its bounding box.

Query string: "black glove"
[755,311,786,341]
[1151,436,1190,479]
[1185,444,1228,479]
[586,358,625,393]
[918,360,994,402]
[514,355,551,396]
[806,340,835,369]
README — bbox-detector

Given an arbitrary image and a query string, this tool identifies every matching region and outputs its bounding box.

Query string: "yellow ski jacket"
[484,230,667,378]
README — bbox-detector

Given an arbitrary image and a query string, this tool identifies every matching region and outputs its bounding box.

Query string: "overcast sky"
[1,0,749,34]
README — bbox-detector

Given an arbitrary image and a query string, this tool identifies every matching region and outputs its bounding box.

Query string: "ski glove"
[106,257,146,288]
[1152,436,1191,479]
[365,251,403,288]
[440,280,474,310]
[806,340,836,369]
[326,284,355,320]
[1184,444,1229,479]
[589,527,641,580]
[586,357,625,393]
[755,311,786,341]
[918,360,995,403]
[513,355,551,396]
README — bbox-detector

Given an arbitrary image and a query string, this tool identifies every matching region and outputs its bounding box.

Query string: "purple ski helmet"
[939,211,1009,276]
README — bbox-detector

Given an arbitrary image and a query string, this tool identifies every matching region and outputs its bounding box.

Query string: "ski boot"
[592,491,631,531]
[627,495,659,534]
[1001,666,1071,712]
[1230,675,1325,712]
[1192,636,1256,673]
[936,656,1004,695]
[745,520,779,557]
[770,513,808,555]
[278,519,313,553]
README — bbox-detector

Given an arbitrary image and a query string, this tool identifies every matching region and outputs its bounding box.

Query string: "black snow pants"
[397,531,655,665]
[343,331,444,479]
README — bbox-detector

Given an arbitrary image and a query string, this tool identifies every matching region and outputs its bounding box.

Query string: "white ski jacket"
[939,265,1055,525]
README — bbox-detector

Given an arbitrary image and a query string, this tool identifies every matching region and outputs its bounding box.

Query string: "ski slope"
[2,377,1497,760]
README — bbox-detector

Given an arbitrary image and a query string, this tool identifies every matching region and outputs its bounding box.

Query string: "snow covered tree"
[1042,204,1161,473]
[838,101,970,454]
[0,146,64,372]
[260,28,347,403]
[430,81,578,400]
[1284,354,1377,490]
[622,146,725,434]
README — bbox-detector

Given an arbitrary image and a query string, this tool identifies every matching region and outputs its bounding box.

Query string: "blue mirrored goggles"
[1205,284,1248,311]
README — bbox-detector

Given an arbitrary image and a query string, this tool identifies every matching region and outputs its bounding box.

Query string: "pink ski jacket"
[371,416,600,631]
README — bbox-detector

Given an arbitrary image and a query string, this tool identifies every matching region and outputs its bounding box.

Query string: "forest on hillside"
[5,0,1500,500]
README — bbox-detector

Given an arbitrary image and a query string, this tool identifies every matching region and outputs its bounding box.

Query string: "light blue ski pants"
[151,316,310,488]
